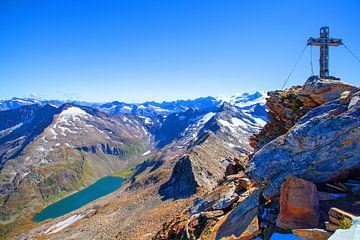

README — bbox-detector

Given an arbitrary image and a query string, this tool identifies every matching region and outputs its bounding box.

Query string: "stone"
[200,210,224,219]
[237,177,252,190]
[329,217,360,240]
[292,228,333,240]
[301,78,358,105]
[276,175,319,230]
[325,221,339,232]
[246,90,360,199]
[339,91,353,104]
[212,192,239,210]
[210,188,261,240]
[328,207,356,225]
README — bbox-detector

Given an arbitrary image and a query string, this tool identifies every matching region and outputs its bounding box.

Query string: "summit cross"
[307,26,342,78]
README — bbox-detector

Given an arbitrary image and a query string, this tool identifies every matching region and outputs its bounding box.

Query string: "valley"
[0,92,267,238]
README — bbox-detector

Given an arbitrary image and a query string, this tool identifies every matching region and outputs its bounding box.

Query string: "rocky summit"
[246,78,360,199]
[0,78,359,240]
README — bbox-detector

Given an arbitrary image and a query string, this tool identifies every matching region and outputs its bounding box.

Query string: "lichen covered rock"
[246,88,360,199]
[251,78,358,150]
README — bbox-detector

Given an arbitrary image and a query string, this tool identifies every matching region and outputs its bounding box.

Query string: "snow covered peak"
[59,107,89,121]
[217,91,267,108]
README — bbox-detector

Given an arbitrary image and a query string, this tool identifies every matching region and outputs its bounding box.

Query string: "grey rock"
[212,192,239,210]
[246,91,360,199]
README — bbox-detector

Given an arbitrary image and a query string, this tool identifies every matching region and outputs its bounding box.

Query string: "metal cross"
[307,26,342,78]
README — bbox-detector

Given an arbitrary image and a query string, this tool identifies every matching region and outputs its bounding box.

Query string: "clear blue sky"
[1,0,359,102]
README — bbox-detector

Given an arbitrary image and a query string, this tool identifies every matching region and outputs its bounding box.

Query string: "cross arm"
[307,37,343,46]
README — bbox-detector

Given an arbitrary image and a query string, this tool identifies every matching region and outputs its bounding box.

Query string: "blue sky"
[1,0,359,102]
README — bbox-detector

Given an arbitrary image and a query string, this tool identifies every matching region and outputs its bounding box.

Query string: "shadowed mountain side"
[159,157,197,200]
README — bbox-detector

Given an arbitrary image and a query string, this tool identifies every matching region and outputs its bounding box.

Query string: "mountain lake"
[32,176,125,222]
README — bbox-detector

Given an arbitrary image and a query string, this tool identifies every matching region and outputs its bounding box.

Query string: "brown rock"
[301,78,358,105]
[209,188,261,240]
[237,177,252,190]
[328,207,356,225]
[325,221,339,232]
[339,91,353,104]
[200,210,224,219]
[292,228,333,240]
[276,175,319,230]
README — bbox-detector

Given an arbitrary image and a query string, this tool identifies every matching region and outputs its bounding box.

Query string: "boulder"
[292,228,332,240]
[210,188,261,240]
[276,175,319,230]
[329,217,360,240]
[189,181,237,215]
[246,90,360,199]
[301,78,358,105]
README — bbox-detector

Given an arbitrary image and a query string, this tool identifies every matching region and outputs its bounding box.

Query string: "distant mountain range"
[0,91,267,118]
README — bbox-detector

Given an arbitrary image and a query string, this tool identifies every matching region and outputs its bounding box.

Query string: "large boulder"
[210,188,261,240]
[246,90,360,199]
[276,175,319,230]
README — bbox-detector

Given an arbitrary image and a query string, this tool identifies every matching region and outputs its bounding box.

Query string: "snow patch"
[44,214,83,235]
[121,106,132,111]
[59,107,89,121]
[142,150,151,156]
[231,117,248,128]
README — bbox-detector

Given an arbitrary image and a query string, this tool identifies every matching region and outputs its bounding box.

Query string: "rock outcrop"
[246,78,360,199]
[159,132,238,200]
[276,175,319,230]
[250,77,358,150]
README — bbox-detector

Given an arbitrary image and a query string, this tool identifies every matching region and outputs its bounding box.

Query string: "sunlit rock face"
[246,79,360,199]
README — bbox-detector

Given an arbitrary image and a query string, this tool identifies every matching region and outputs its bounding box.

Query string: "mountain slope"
[0,104,151,225]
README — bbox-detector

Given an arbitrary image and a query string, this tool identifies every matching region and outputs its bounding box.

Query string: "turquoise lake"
[32,176,125,222]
